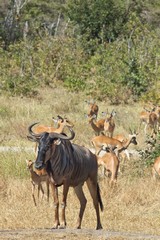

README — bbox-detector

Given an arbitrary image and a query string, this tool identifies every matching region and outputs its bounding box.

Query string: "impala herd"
[26,100,160,229]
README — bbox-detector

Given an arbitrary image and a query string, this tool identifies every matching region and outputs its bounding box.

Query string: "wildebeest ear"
[54,139,61,145]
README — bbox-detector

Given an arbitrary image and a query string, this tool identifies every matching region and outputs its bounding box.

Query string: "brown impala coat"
[91,134,137,156]
[152,156,160,180]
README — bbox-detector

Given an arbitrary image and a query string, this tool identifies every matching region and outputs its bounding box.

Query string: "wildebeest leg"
[50,182,60,229]
[59,184,69,229]
[46,180,50,203]
[74,184,87,229]
[86,179,103,230]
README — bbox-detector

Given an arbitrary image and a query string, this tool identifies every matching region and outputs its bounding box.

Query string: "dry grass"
[1,174,160,235]
[0,86,160,238]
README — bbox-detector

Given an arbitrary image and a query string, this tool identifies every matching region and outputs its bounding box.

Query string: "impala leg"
[152,167,157,180]
[60,184,69,229]
[124,149,130,160]
[39,184,44,201]
[110,168,118,187]
[50,182,60,229]
[138,121,142,133]
[74,184,87,229]
[86,179,103,230]
[32,183,37,206]
[144,123,148,135]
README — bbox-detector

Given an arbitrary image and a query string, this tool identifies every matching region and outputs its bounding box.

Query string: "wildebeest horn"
[28,122,41,137]
[49,127,75,141]
[28,122,75,141]
[27,135,39,142]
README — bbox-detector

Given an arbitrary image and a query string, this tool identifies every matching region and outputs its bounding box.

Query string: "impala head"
[129,128,138,145]
[85,99,95,106]
[129,134,138,145]
[111,109,116,117]
[85,100,99,118]
[53,115,74,128]
[88,114,97,123]
[26,159,34,170]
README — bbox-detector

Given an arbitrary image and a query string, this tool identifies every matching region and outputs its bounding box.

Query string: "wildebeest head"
[27,122,75,170]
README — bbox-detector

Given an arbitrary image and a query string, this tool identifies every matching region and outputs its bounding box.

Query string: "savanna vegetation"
[0,0,160,103]
[0,1,160,239]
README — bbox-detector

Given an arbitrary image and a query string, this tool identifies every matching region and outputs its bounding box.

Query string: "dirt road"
[0,228,160,240]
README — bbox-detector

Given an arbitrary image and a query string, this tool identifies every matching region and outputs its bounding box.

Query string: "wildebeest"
[27,123,103,230]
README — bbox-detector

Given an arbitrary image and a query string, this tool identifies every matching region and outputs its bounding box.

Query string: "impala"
[113,134,127,143]
[33,116,74,134]
[26,159,50,206]
[148,111,158,136]
[27,116,74,155]
[86,100,99,119]
[152,156,160,180]
[91,132,138,156]
[139,106,159,136]
[113,133,134,161]
[88,114,105,136]
[103,110,116,137]
[97,151,119,186]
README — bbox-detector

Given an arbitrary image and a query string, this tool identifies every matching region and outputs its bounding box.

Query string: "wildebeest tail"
[97,183,104,211]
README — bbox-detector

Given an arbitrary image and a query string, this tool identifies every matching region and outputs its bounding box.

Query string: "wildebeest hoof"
[96,224,103,230]
[51,224,59,230]
[59,225,66,229]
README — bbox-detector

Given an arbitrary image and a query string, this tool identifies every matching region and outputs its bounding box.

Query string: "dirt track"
[0,228,160,240]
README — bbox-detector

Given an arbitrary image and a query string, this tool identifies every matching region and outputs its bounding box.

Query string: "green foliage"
[64,76,86,91]
[0,0,160,102]
[145,134,160,167]
[66,0,158,53]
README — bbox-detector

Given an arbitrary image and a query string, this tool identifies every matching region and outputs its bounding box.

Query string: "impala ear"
[101,111,107,117]
[52,117,58,123]
[92,114,97,118]
[111,110,116,116]
[135,130,139,136]
[57,115,64,120]
[129,127,133,134]
[25,159,29,164]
